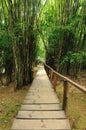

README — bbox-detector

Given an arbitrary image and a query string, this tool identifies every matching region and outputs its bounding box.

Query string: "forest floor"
[0,84,30,130]
[0,68,86,130]
[0,67,38,130]
[56,70,86,130]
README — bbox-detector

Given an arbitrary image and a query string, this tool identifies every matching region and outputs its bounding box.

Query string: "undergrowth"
[0,84,29,130]
[56,83,86,130]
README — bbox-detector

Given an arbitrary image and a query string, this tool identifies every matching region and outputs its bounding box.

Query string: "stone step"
[20,104,61,111]
[11,119,71,130]
[23,98,59,104]
[17,110,66,119]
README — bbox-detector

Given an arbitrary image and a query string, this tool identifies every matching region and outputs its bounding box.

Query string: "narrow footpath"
[11,67,71,130]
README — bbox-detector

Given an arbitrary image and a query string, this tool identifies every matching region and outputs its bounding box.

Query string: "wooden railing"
[44,63,86,114]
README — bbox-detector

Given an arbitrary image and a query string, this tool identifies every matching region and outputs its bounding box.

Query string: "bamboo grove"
[38,0,86,76]
[0,0,86,89]
[0,0,43,89]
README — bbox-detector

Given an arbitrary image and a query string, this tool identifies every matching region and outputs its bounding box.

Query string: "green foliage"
[36,37,45,61]
[0,0,86,84]
[0,30,13,76]
[38,0,86,75]
[61,51,86,65]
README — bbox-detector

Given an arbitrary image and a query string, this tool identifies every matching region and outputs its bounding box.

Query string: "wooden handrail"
[44,64,86,93]
[44,63,86,114]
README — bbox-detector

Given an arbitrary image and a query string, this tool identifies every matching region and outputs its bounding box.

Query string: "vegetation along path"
[11,67,71,130]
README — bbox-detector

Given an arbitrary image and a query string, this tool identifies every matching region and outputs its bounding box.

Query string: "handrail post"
[63,81,69,114]
[49,70,51,79]
[52,72,57,91]
[50,71,53,81]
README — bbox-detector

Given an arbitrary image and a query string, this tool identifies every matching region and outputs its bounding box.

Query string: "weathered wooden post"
[46,66,48,76]
[52,72,57,91]
[49,69,51,79]
[63,81,69,114]
[50,71,53,81]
